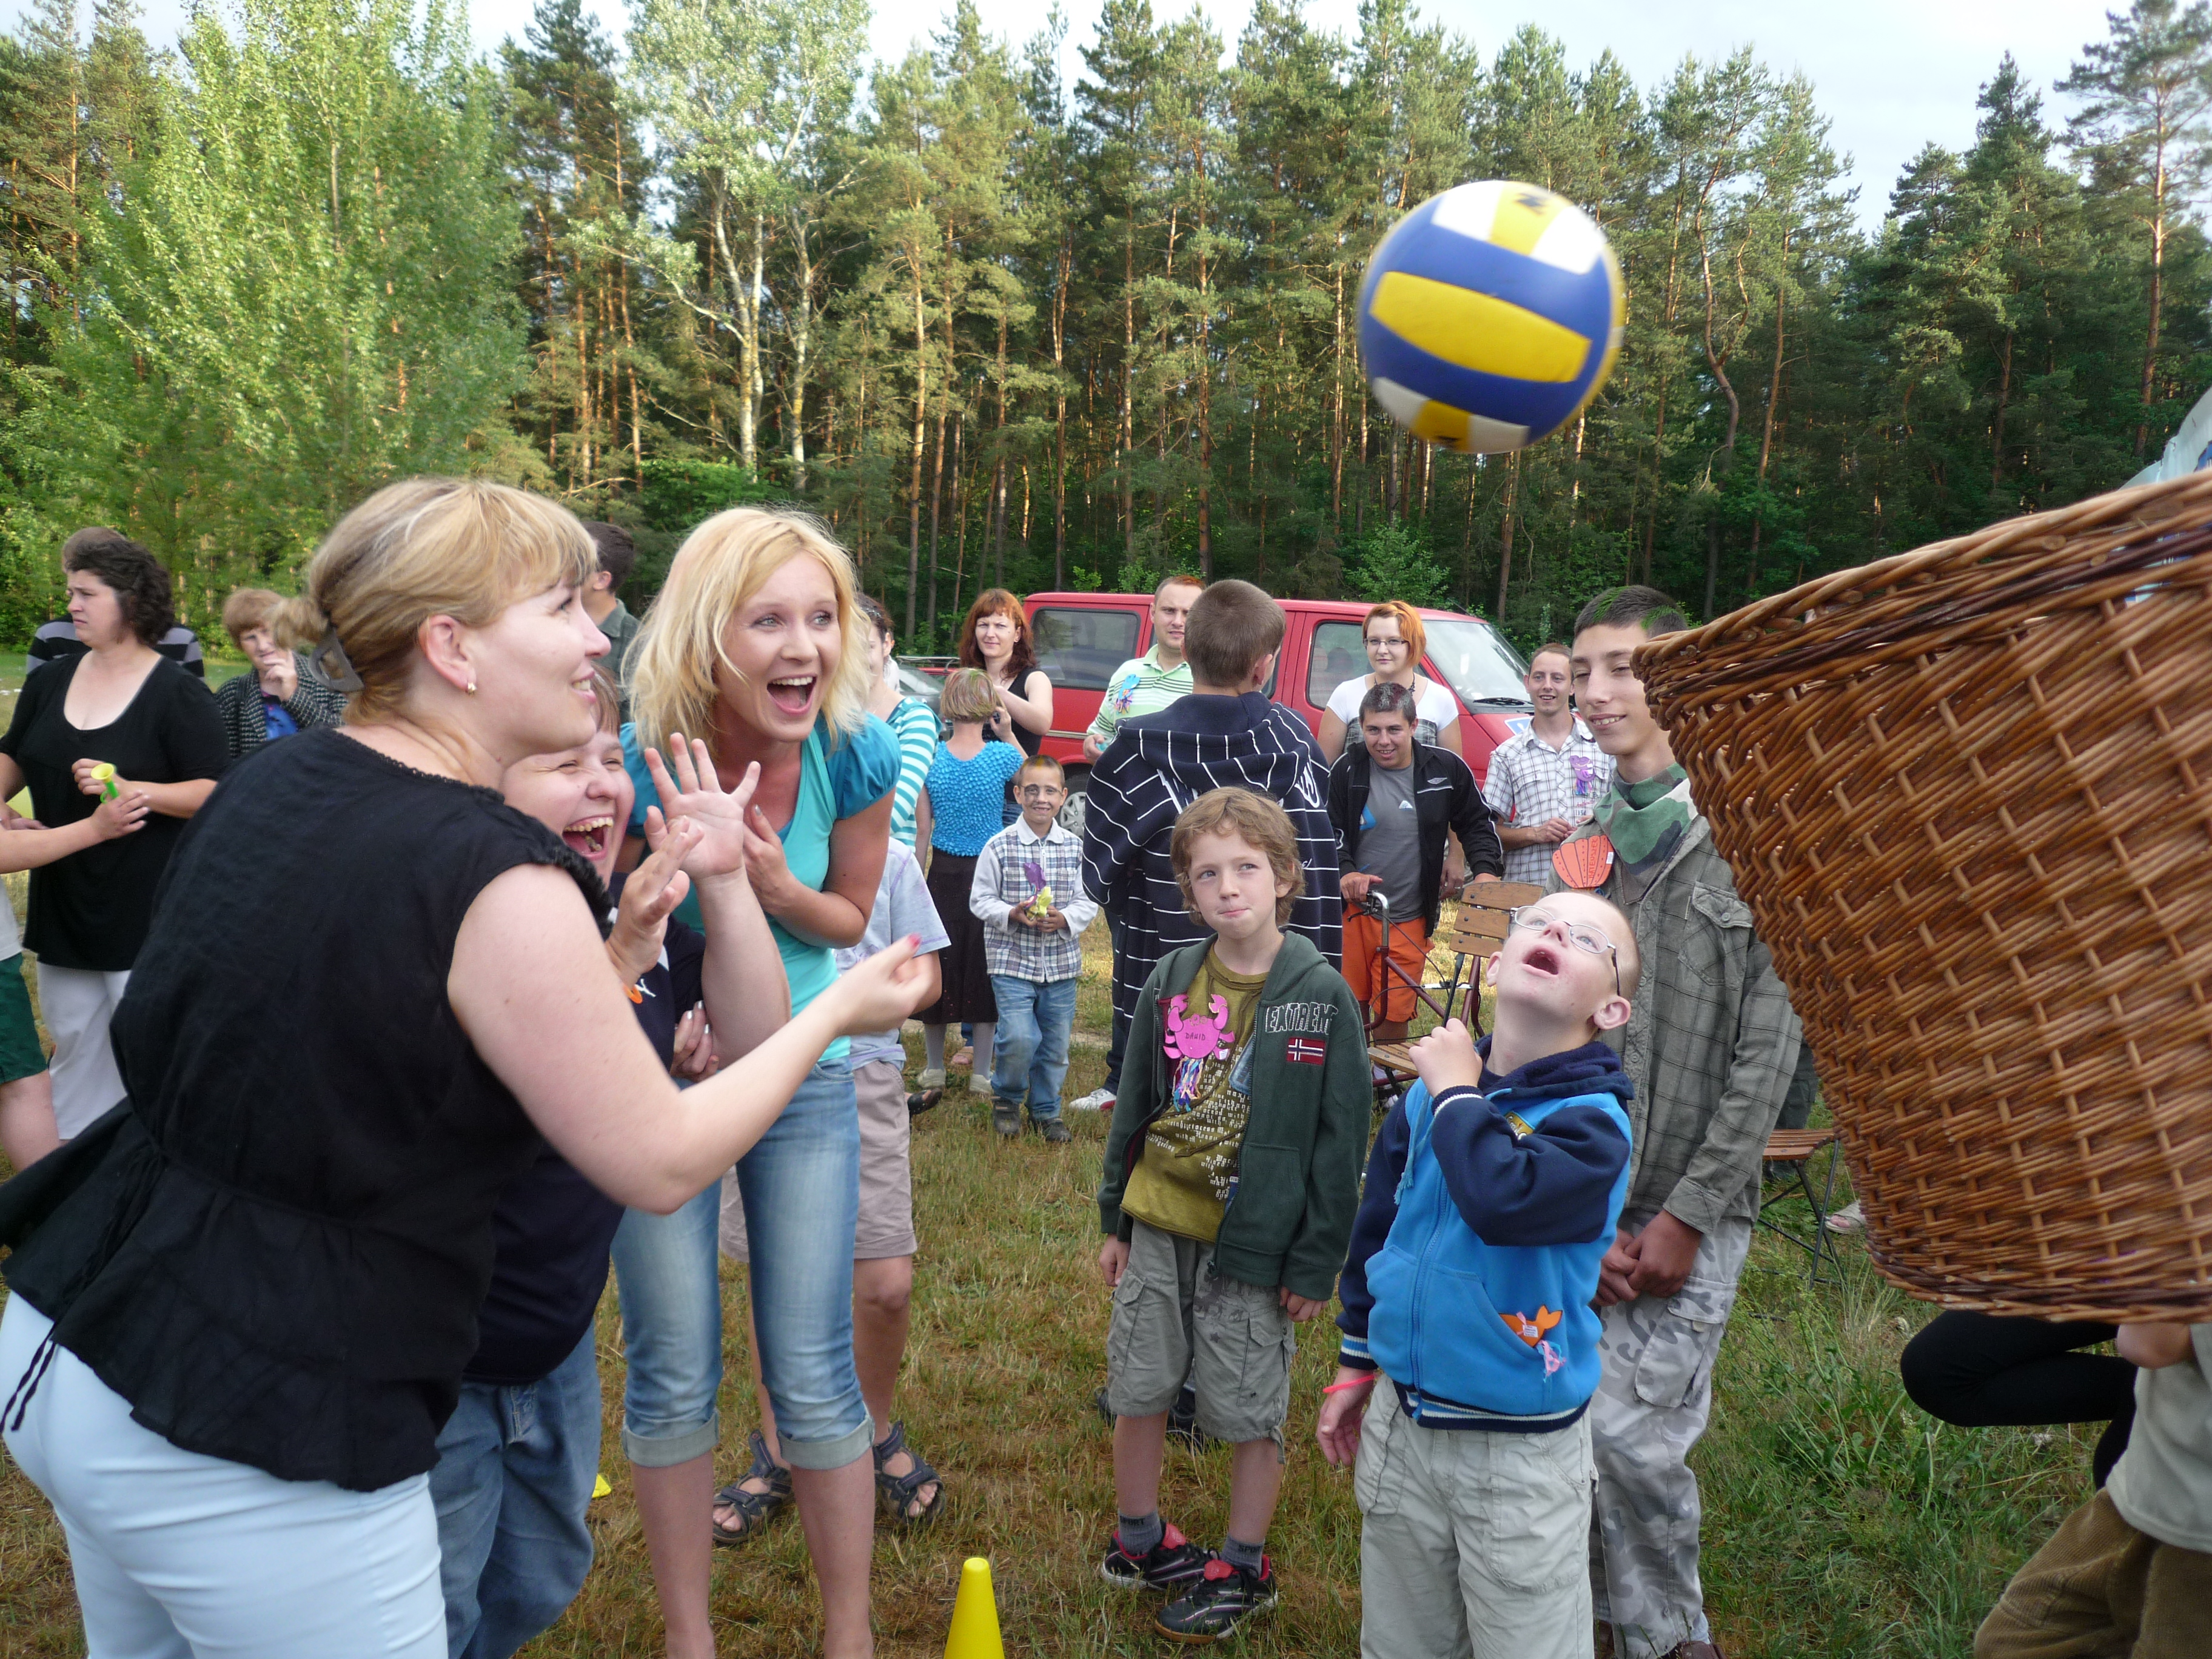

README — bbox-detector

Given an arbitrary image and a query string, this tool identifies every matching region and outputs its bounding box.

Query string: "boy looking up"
[1096,788,1369,1644]
[970,754,1098,1141]
[1081,580,1341,1118]
[1321,889,1639,1659]
[1558,586,1801,1659]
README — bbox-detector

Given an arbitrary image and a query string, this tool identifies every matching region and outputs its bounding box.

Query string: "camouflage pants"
[1586,1211,1753,1657]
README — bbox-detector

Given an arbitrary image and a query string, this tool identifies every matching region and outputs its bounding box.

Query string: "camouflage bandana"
[1594,763,1694,875]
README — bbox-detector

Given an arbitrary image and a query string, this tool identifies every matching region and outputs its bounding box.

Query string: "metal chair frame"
[1360,882,1547,1098]
[1758,1128,1846,1289]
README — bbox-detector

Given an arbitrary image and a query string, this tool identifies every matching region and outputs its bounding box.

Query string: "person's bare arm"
[450,863,931,1212]
[746,791,892,949]
[72,760,214,819]
[0,790,148,873]
[1317,710,1349,764]
[0,754,24,802]
[0,1075,59,1168]
[996,671,1054,736]
[2117,1322,2200,1369]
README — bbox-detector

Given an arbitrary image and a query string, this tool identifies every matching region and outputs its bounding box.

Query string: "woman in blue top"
[617,509,898,1659]
[914,669,1027,1093]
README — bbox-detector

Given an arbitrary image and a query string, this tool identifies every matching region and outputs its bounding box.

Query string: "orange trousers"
[1344,908,1429,1027]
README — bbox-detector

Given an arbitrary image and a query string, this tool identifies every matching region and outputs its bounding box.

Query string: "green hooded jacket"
[1098,931,1371,1304]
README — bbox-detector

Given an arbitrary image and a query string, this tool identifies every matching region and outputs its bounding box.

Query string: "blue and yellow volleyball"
[1358,181,1624,455]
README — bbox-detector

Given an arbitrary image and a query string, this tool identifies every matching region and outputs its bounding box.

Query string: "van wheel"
[1058,769,1089,837]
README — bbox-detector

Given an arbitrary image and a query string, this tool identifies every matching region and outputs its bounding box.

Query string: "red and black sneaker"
[1154,1555,1278,1643]
[1099,1521,1215,1592]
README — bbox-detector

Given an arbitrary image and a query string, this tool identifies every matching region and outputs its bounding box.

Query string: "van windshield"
[1423,616,1530,708]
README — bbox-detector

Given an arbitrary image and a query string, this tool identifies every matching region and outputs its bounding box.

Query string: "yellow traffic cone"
[944,1556,1004,1659]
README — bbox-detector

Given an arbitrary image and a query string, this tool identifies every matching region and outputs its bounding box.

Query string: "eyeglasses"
[1507,908,1621,995]
[1364,636,1407,650]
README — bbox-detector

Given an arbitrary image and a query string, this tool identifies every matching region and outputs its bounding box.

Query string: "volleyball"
[1358,180,1625,455]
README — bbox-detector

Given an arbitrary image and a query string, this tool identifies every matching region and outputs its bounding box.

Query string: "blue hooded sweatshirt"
[1336,1039,1632,1431]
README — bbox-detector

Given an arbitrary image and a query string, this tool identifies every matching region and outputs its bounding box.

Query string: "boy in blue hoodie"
[1319,888,1639,1659]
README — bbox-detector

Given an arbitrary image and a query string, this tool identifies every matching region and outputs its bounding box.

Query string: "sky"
[17,0,2118,230]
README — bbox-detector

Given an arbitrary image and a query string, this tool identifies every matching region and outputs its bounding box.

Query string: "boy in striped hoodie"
[1080,580,1341,1116]
[1319,888,1639,1659]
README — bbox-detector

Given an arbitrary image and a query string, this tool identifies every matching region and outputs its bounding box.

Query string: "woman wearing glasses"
[1317,601,1466,763]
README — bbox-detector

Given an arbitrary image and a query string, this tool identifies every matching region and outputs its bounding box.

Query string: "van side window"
[1031,606,1140,691]
[1307,620,1367,708]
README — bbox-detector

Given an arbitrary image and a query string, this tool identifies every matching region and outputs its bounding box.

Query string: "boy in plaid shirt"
[971,755,1098,1141]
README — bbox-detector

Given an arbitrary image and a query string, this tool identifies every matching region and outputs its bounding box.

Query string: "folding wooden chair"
[1758,1127,1845,1288]
[1362,880,1546,1101]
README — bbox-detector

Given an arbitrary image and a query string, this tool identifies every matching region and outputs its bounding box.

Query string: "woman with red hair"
[957,588,1054,762]
[1316,600,1465,765]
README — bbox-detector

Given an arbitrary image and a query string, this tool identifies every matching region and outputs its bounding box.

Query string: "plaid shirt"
[1481,718,1614,885]
[1551,805,1801,1232]
[971,818,1098,982]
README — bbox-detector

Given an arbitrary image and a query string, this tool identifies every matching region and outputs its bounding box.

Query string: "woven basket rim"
[1638,469,2212,675]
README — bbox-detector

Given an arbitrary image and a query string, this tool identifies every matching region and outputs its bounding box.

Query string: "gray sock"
[1220,1534,1265,1574]
[1118,1510,1164,1557]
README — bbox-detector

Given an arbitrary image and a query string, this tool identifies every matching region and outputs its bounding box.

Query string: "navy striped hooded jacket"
[1080,691,1342,1042]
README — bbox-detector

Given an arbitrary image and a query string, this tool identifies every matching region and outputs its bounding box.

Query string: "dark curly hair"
[63,533,176,649]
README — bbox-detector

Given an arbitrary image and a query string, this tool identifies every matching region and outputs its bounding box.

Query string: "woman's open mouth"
[563,816,615,860]
[766,674,817,716]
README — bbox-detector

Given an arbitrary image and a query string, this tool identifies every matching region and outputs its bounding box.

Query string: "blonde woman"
[0,480,929,1658]
[614,508,900,1659]
[1316,600,1465,763]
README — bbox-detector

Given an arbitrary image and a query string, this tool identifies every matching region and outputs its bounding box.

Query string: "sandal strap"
[872,1419,941,1507]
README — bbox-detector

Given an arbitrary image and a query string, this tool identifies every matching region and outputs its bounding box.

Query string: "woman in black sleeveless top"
[0,480,932,1659]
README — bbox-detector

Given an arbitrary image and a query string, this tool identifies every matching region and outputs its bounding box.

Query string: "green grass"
[0,912,2086,1657]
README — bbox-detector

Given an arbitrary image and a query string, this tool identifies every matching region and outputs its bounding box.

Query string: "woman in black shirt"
[0,480,931,1659]
[0,534,224,1139]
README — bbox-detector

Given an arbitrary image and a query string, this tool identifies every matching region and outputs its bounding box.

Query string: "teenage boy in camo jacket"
[1554,586,1802,1659]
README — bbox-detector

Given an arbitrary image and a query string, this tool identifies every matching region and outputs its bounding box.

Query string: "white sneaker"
[969,1073,994,1096]
[1070,1087,1116,1113]
[917,1067,947,1089]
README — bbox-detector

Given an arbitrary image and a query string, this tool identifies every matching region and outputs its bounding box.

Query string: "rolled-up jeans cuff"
[776,1420,874,1473]
[622,1410,719,1469]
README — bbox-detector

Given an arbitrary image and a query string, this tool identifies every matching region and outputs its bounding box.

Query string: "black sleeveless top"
[0,729,603,1491]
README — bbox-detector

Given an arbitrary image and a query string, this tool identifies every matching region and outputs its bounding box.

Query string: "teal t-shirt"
[623,714,899,1061]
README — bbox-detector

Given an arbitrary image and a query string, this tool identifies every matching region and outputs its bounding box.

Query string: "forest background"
[5,0,2212,655]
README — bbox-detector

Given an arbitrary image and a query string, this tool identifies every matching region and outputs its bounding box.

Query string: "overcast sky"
[17,0,2122,229]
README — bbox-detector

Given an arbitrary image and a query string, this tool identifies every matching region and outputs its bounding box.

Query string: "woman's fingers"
[723,759,760,816]
[667,731,703,798]
[836,935,931,1032]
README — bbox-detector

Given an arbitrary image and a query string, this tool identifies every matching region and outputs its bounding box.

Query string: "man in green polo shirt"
[1084,574,1204,761]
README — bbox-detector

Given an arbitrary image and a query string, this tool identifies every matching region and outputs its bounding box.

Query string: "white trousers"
[38,965,130,1138]
[1,1296,446,1659]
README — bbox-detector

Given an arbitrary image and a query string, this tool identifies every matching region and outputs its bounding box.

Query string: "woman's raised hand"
[90,788,151,840]
[829,934,934,1036]
[642,734,757,883]
[609,816,701,988]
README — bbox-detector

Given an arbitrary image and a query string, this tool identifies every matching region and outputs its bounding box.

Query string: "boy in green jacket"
[1096,786,1370,1644]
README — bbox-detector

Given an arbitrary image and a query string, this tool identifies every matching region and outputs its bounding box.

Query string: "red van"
[1023,592,1533,825]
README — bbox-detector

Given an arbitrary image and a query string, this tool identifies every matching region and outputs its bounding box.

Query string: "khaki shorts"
[721,1056,917,1263]
[1105,1218,1296,1449]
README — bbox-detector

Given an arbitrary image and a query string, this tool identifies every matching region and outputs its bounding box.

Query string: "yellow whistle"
[90,763,117,800]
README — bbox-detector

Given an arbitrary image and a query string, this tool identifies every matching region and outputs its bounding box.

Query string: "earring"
[466,680,477,695]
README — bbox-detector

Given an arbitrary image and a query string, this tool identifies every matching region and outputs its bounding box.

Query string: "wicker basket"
[1636,473,2212,1321]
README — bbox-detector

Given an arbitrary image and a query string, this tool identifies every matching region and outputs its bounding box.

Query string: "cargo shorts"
[1105,1218,1296,1450]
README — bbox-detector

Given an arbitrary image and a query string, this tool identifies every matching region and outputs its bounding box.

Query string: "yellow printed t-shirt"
[1121,952,1269,1244]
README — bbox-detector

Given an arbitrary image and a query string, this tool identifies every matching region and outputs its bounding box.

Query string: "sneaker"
[1070,1087,1116,1113]
[1100,1522,1215,1593]
[1037,1116,1071,1144]
[991,1104,1021,1137]
[917,1067,947,1089]
[1155,1556,1278,1643]
[969,1073,994,1096]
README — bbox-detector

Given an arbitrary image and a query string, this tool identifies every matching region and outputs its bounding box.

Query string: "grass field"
[0,902,2091,1658]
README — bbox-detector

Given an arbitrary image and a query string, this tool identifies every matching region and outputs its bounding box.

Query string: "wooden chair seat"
[1764,1127,1837,1162]
[1759,1125,1845,1288]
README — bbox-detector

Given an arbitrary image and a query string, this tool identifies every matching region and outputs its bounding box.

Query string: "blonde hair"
[625,508,871,752]
[939,666,998,724]
[221,587,284,652]
[282,480,595,722]
[1170,786,1305,927]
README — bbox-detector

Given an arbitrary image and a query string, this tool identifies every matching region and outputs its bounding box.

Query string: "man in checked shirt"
[1483,641,1614,886]
[1553,587,1803,1659]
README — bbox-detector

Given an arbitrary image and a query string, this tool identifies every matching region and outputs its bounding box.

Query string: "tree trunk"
[1053,230,1070,588]
[1495,451,1520,619]
[907,261,927,637]
[2139,132,2167,459]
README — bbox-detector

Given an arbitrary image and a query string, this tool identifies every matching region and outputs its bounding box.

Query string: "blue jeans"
[608,1057,871,1472]
[429,1332,600,1659]
[989,974,1077,1121]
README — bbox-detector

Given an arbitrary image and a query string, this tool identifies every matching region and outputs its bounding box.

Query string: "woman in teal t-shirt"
[613,510,897,1659]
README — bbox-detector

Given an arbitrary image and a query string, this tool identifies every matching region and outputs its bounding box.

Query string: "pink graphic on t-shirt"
[1162,994,1234,1061]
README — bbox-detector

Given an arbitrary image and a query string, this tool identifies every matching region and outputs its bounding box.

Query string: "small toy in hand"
[90,763,118,801]
[1022,857,1053,923]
